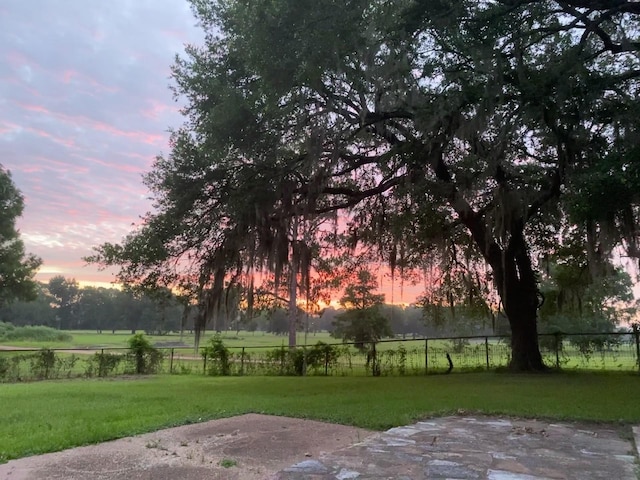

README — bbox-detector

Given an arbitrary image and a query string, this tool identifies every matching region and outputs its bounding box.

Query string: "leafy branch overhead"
[88,0,640,370]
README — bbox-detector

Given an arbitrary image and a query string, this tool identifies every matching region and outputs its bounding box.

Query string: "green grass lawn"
[0,329,449,351]
[0,330,339,350]
[2,372,640,463]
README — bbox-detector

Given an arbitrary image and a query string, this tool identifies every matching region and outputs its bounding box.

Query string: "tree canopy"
[0,166,41,306]
[88,0,640,370]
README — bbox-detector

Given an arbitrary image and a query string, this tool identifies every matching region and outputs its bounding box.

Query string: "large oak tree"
[90,0,640,370]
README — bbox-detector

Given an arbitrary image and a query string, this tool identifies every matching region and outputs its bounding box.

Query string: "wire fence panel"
[1,330,638,382]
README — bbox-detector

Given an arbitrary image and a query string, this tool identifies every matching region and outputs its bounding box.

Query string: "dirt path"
[0,414,373,480]
[0,345,202,361]
[0,346,100,355]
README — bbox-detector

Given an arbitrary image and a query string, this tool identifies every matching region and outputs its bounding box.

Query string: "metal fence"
[1,330,639,382]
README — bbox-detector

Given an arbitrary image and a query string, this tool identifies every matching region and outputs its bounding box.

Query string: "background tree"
[331,269,392,351]
[0,279,185,334]
[75,287,116,332]
[0,283,55,327]
[538,229,634,335]
[0,166,41,306]
[47,276,80,329]
[87,0,640,370]
[266,307,290,336]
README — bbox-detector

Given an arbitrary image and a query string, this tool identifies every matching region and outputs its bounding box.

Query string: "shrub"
[85,352,122,377]
[263,343,340,376]
[176,364,193,375]
[266,347,292,375]
[448,338,470,354]
[29,349,56,380]
[126,333,164,374]
[305,342,339,374]
[56,354,80,379]
[289,349,306,375]
[0,322,15,338]
[0,357,9,380]
[0,322,72,343]
[201,335,232,376]
[0,355,22,382]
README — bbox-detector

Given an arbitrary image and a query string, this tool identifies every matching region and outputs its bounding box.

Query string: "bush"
[266,347,293,375]
[85,352,122,377]
[448,338,470,354]
[126,333,164,374]
[0,357,9,380]
[0,355,23,382]
[0,322,72,343]
[263,343,340,376]
[305,342,339,374]
[0,322,14,338]
[201,335,232,376]
[29,349,56,380]
[56,354,80,379]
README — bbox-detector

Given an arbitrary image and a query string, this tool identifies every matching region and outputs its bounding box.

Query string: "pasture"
[1,329,334,350]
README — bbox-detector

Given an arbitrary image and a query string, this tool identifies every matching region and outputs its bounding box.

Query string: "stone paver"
[275,416,638,480]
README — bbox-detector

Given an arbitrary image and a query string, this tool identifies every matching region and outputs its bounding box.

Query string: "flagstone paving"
[275,416,639,479]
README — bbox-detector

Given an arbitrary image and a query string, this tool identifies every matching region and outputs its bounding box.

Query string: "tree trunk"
[491,229,546,371]
[502,284,545,371]
[288,256,298,349]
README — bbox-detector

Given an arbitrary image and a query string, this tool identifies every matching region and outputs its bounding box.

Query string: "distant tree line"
[0,262,632,342]
[0,274,504,338]
[0,276,187,334]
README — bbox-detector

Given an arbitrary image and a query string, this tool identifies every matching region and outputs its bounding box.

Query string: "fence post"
[280,347,285,375]
[170,348,174,373]
[324,349,329,376]
[302,347,307,377]
[634,325,640,373]
[485,337,490,370]
[425,339,428,375]
[203,352,207,375]
[371,342,378,376]
[241,347,245,376]
[554,333,561,369]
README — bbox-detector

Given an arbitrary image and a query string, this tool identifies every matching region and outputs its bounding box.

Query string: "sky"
[1,0,204,288]
[0,0,425,304]
[1,1,634,306]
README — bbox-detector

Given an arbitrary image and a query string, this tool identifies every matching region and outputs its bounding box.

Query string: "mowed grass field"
[1,372,640,463]
[1,330,340,350]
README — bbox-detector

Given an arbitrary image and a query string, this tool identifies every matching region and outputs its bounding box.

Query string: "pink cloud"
[0,121,22,136]
[62,70,77,84]
[25,126,77,149]
[5,50,31,67]
[161,28,190,40]
[141,100,172,120]
[80,155,146,174]
[16,101,168,147]
[92,122,164,145]
[28,155,89,173]
[22,104,49,114]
